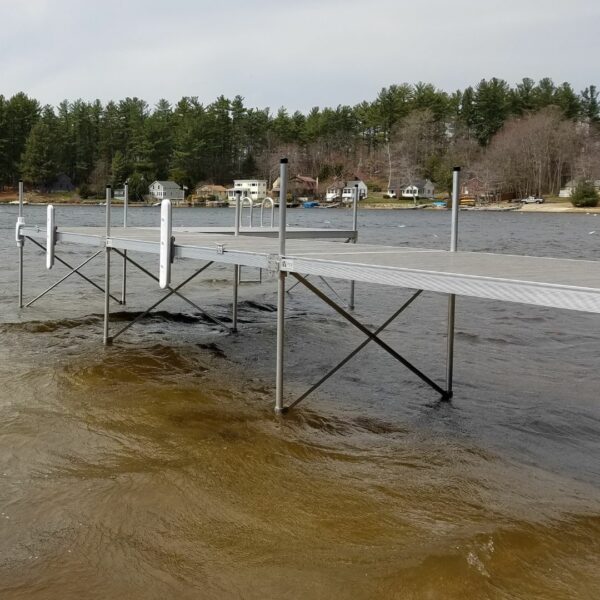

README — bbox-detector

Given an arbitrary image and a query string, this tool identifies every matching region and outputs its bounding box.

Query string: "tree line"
[1,77,599,199]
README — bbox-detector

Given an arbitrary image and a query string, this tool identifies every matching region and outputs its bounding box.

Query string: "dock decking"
[21,225,600,313]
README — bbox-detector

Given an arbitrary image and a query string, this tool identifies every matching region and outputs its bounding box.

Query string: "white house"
[226,179,268,204]
[559,179,600,197]
[399,179,435,200]
[149,181,185,201]
[341,179,368,202]
[325,182,344,202]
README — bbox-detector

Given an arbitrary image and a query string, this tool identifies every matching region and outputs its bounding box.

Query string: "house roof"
[197,184,227,192]
[152,180,180,188]
[400,179,432,189]
[293,175,317,184]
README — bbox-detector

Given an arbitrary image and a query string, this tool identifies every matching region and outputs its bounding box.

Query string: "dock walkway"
[22,225,600,313]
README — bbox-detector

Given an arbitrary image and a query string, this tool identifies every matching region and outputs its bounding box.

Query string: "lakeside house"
[559,178,600,197]
[395,179,435,200]
[226,179,267,204]
[195,184,228,200]
[272,174,318,199]
[342,179,368,202]
[325,180,344,202]
[460,176,498,202]
[49,173,75,193]
[149,180,185,202]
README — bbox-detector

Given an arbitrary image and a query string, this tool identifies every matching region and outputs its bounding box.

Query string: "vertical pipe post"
[18,179,24,220]
[234,190,241,236]
[232,190,241,332]
[17,180,24,308]
[121,181,128,304]
[450,167,460,252]
[103,185,112,345]
[349,183,359,310]
[445,166,461,398]
[275,158,289,413]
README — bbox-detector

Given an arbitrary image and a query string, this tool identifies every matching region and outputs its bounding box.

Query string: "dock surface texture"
[23,225,600,313]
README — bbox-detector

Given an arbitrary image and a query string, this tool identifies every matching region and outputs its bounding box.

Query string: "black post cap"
[280,158,288,164]
[453,166,461,172]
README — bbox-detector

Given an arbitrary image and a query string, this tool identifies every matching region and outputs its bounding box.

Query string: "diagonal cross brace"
[109,262,215,342]
[291,273,449,399]
[112,249,229,331]
[286,273,347,306]
[287,289,423,409]
[25,250,103,307]
[25,237,121,304]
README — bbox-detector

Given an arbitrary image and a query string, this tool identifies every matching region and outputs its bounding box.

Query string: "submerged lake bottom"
[0,207,599,599]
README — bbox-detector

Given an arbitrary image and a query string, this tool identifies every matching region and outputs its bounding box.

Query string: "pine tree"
[581,85,600,124]
[21,107,59,190]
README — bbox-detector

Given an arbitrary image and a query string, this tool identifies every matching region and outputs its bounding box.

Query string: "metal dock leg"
[121,182,128,305]
[444,166,461,399]
[18,243,24,308]
[275,271,286,413]
[232,265,239,332]
[275,157,288,413]
[348,184,359,310]
[103,186,112,345]
[445,294,456,398]
[17,180,24,308]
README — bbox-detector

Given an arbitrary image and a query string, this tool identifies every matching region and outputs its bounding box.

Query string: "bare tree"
[482,107,580,197]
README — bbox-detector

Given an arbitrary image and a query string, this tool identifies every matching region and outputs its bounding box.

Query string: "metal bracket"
[216,243,225,255]
[15,217,25,247]
[280,258,294,271]
[266,254,279,273]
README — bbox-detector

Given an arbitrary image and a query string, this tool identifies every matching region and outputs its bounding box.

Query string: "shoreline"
[2,199,600,214]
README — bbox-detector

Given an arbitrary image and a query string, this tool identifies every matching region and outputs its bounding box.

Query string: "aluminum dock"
[14,163,600,413]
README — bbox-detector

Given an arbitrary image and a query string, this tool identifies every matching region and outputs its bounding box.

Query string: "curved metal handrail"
[260,197,275,228]
[241,196,254,228]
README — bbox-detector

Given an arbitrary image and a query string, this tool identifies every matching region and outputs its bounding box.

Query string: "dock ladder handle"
[260,197,275,228]
[241,196,254,228]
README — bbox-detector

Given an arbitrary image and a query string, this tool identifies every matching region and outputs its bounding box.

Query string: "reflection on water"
[0,207,599,598]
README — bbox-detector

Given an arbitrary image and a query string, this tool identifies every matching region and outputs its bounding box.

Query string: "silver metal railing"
[260,197,275,228]
[241,196,254,227]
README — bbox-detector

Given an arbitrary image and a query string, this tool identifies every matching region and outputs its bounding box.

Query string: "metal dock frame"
[272,163,458,413]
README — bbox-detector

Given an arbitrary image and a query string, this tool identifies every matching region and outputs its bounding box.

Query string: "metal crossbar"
[109,262,215,342]
[286,274,347,306]
[287,289,423,409]
[112,249,229,331]
[25,250,103,307]
[291,273,449,399]
[25,237,121,304]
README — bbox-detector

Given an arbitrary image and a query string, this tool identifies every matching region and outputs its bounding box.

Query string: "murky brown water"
[1,206,599,598]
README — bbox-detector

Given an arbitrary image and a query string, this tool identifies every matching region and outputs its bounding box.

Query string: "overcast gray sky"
[1,0,598,112]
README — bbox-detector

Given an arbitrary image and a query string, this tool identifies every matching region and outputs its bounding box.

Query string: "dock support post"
[17,180,24,308]
[349,183,359,310]
[445,167,460,398]
[232,190,242,332]
[275,158,289,413]
[121,181,128,304]
[232,265,239,332]
[103,186,112,346]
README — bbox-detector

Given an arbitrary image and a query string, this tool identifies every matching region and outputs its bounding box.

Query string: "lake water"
[0,205,599,599]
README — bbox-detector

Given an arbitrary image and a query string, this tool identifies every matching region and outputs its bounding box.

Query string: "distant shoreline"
[2,199,600,214]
